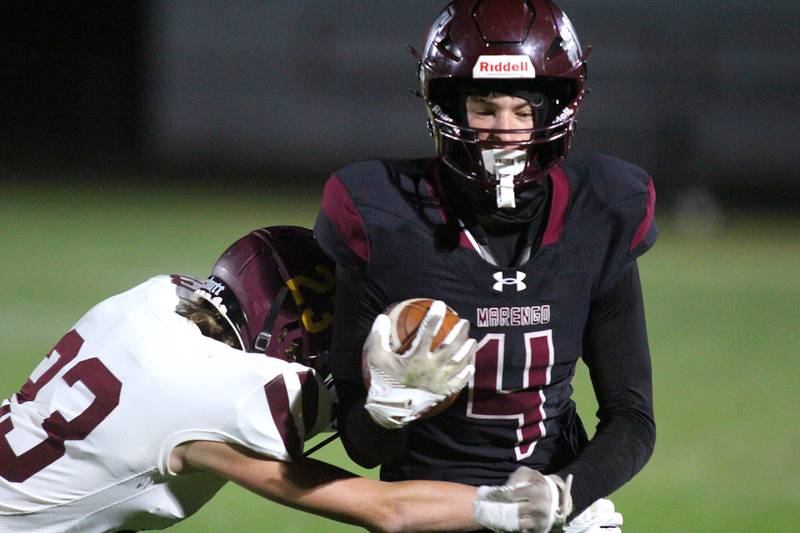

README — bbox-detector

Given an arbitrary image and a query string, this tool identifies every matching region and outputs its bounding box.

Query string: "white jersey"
[0,276,331,532]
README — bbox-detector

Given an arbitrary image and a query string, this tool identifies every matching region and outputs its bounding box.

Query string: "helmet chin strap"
[481,148,528,209]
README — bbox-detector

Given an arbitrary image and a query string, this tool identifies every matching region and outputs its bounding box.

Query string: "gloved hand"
[473,466,573,533]
[363,300,476,429]
[563,498,623,533]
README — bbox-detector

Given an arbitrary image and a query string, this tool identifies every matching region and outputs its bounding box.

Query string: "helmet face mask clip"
[481,148,528,208]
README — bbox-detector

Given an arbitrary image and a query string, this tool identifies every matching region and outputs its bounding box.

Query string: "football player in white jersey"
[0,226,566,533]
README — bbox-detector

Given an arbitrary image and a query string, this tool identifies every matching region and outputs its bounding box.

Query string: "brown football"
[387,298,462,418]
[387,298,461,354]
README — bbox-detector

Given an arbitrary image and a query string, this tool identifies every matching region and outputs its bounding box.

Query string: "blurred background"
[3,0,799,208]
[1,1,798,531]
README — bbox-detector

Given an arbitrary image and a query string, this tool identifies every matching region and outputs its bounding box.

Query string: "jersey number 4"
[0,330,122,483]
[467,331,554,461]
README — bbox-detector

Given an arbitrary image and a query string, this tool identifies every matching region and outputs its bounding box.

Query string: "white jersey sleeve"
[0,275,333,533]
[157,359,331,472]
[225,362,331,461]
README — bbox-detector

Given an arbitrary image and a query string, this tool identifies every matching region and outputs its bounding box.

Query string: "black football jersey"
[315,154,657,490]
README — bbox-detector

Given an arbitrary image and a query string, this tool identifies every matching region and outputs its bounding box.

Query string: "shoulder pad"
[563,153,651,208]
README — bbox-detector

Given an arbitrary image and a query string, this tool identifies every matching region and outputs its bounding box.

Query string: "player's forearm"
[272,462,479,532]
[556,406,655,514]
[337,379,409,467]
[329,264,408,466]
[186,441,478,532]
[375,479,479,532]
[252,459,479,532]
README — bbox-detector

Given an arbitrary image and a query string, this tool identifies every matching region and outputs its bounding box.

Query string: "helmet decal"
[194,275,248,351]
[285,265,335,335]
[472,55,536,79]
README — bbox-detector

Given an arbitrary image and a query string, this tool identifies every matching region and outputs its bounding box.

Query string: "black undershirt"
[448,175,552,267]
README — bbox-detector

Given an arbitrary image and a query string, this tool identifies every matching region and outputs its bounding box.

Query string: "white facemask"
[481,148,527,209]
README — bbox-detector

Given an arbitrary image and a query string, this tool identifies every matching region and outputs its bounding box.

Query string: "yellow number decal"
[285,265,335,333]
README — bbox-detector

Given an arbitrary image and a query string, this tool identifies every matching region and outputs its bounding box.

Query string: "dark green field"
[2,181,798,531]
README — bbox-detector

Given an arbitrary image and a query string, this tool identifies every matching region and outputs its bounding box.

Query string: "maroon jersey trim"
[296,370,319,434]
[263,375,302,459]
[629,178,656,252]
[540,165,570,247]
[459,231,475,250]
[321,174,370,262]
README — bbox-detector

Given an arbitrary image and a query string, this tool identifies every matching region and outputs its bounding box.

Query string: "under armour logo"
[493,271,527,292]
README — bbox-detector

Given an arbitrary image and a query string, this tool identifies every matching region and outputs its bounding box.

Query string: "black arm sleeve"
[556,263,656,515]
[330,265,410,468]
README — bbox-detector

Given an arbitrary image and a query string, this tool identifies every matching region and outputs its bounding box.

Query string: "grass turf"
[1,181,798,531]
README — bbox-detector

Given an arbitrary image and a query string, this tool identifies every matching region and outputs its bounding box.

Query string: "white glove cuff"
[543,474,560,528]
[365,384,444,429]
[563,498,622,533]
[473,486,520,533]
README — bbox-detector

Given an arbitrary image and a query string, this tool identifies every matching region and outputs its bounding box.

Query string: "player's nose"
[491,113,527,144]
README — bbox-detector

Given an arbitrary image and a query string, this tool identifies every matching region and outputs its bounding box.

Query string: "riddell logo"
[473,55,536,79]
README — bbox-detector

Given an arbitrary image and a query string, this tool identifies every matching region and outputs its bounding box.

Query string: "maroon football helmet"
[194,226,335,375]
[419,0,589,196]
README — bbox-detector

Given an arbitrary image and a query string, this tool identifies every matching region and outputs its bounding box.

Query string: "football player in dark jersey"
[315,1,656,530]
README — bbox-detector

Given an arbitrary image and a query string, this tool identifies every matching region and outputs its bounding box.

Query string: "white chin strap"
[481,149,528,209]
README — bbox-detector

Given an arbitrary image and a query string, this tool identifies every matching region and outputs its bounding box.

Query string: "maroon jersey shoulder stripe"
[459,232,475,250]
[263,375,302,459]
[321,174,369,262]
[541,165,571,247]
[629,178,656,252]
[296,370,319,434]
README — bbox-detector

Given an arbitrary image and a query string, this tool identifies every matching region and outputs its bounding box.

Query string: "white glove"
[563,498,623,533]
[473,467,573,533]
[364,301,476,429]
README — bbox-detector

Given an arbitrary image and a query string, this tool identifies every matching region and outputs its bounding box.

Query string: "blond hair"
[175,296,240,349]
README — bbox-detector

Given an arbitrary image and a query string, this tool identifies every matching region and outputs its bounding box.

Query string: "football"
[386,298,463,418]
[386,298,461,354]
